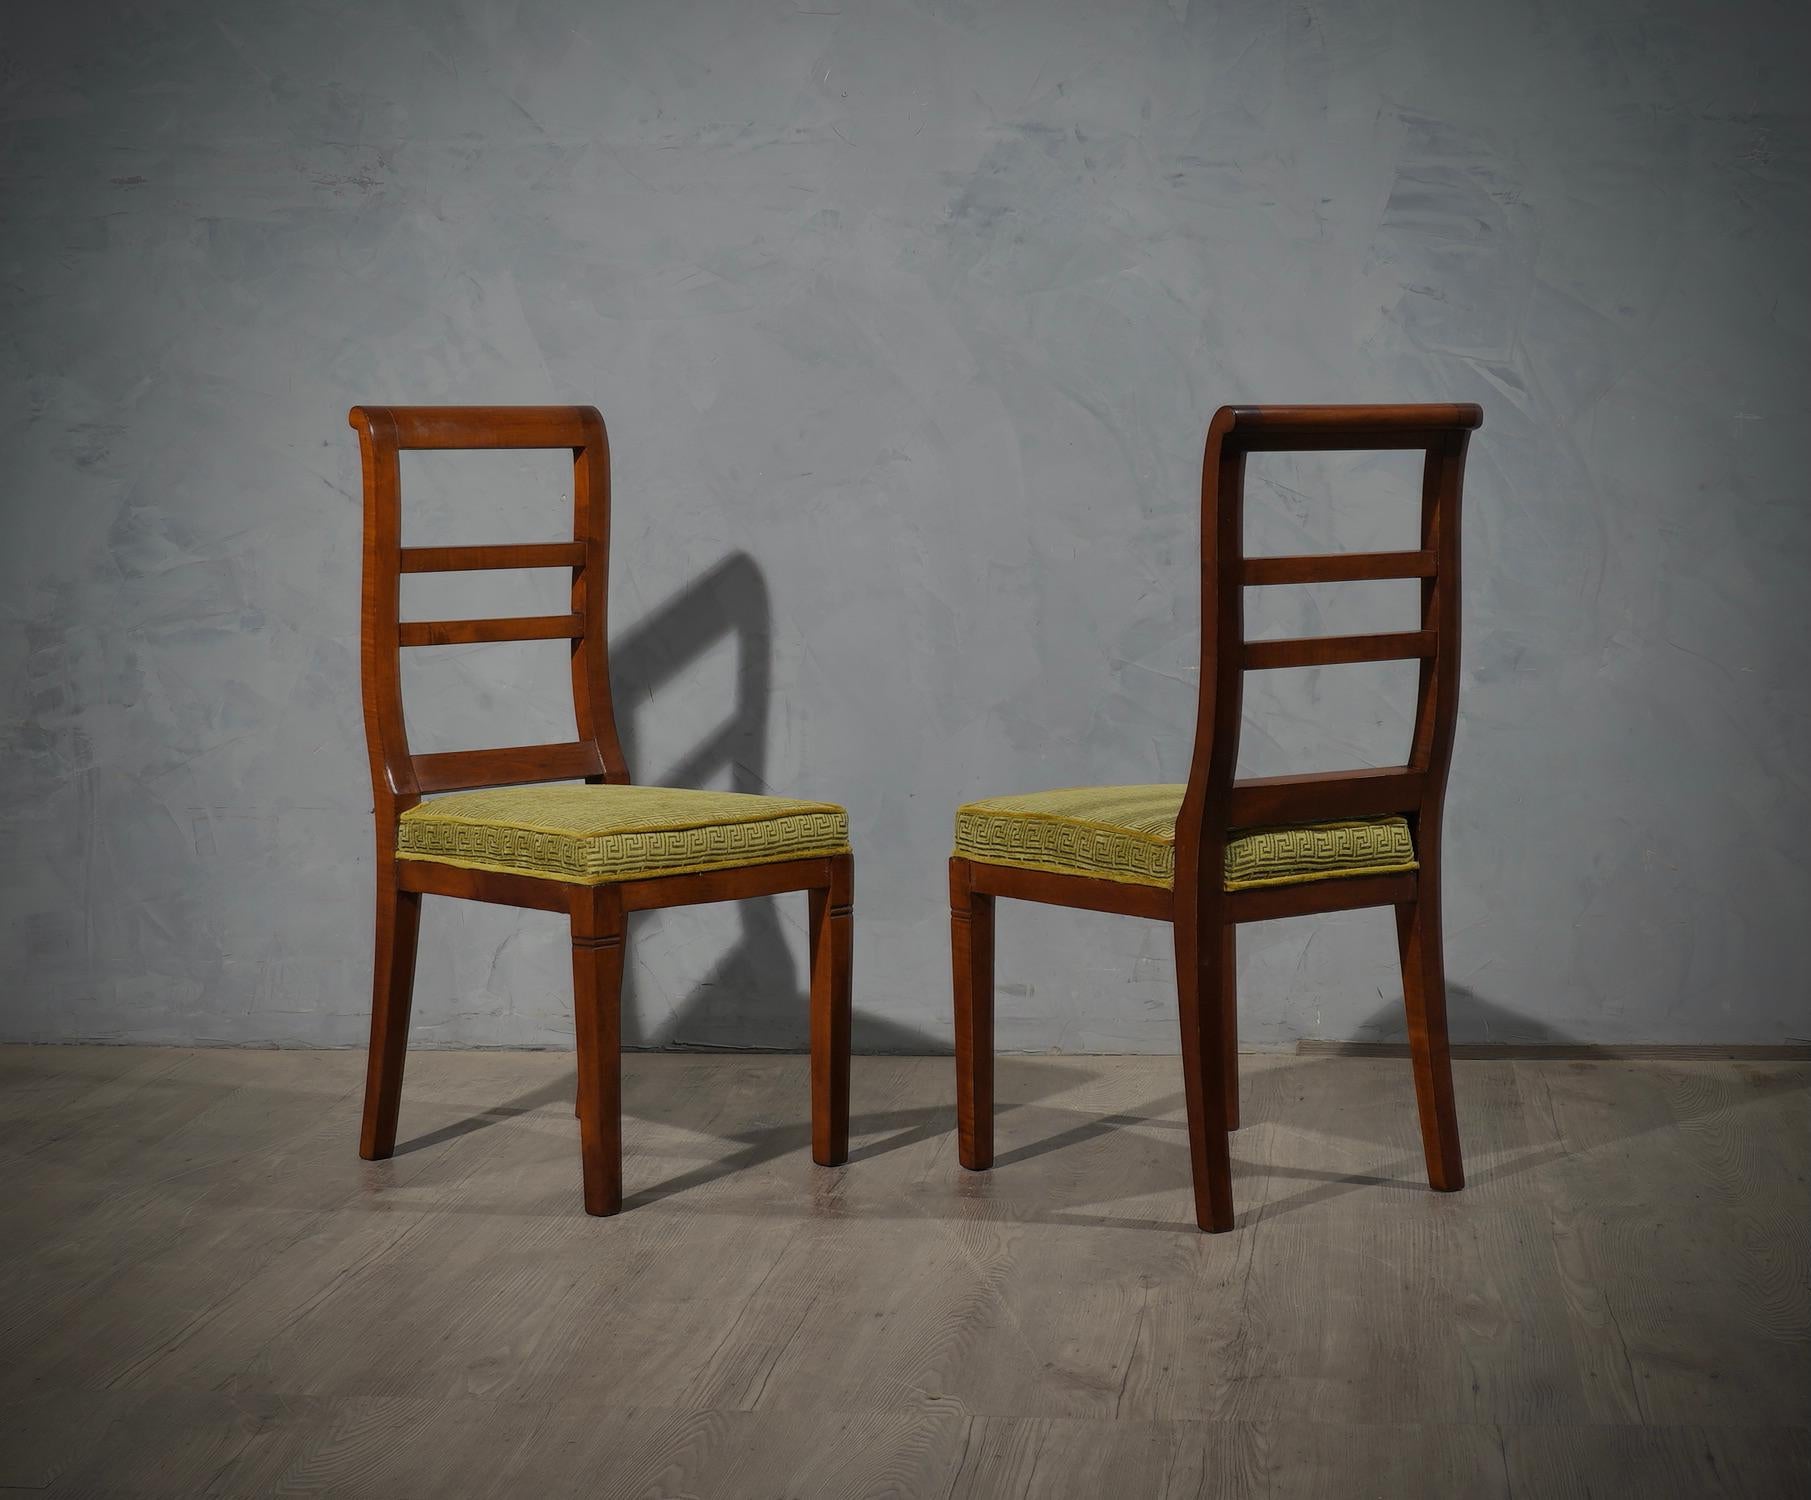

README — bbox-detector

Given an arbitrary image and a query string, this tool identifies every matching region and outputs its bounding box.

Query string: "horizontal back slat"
[1243,550,1436,586]
[1243,630,1435,670]
[413,741,605,794]
[399,614,584,647]
[401,543,586,573]
[373,406,598,450]
[1229,767,1425,826]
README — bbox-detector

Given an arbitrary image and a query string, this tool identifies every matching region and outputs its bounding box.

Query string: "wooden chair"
[351,405,853,1216]
[949,403,1482,1231]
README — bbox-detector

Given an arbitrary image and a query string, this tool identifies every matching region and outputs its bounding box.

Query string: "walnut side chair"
[351,404,853,1216]
[949,402,1482,1232]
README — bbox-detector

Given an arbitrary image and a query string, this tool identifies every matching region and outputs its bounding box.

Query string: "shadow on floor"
[397,1054,1102,1196]
[393,1072,578,1157]
[371,1044,1804,1229]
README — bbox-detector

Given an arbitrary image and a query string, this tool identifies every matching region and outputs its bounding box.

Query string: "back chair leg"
[1176,917,1236,1231]
[571,889,626,1216]
[360,882,422,1160]
[1395,894,1464,1191]
[809,854,854,1166]
[1222,929,1240,1131]
[949,858,996,1171]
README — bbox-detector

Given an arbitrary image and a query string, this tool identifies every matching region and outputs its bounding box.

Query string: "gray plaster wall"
[3,0,1807,1051]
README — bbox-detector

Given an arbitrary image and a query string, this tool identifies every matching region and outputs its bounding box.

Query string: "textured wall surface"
[3,0,1807,1050]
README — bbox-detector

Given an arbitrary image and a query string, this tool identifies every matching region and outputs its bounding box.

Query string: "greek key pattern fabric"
[398,784,849,885]
[952,784,1415,891]
[1220,815,1416,890]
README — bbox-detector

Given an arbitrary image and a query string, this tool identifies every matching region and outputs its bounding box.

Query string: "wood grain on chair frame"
[350,405,853,1215]
[950,402,1482,1231]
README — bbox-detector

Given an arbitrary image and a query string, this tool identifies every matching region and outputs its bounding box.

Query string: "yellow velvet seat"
[398,784,850,886]
[953,785,1415,891]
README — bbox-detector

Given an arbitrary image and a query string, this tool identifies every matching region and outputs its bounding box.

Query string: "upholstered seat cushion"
[397,784,849,885]
[953,785,1415,891]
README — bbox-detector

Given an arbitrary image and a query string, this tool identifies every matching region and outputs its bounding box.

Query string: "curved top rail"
[348,405,603,451]
[1210,403,1482,451]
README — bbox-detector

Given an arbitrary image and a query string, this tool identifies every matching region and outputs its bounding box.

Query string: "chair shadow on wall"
[394,554,1101,1192]
[1360,981,1577,1051]
[608,550,935,1056]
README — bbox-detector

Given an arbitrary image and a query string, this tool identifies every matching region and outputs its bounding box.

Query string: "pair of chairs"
[351,401,1480,1231]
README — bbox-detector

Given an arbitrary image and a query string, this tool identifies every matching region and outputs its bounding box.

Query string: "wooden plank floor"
[1,1046,1805,1498]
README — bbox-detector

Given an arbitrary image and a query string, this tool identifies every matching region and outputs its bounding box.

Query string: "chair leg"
[1222,927,1240,1131]
[809,853,853,1166]
[571,889,626,1216]
[1175,917,1235,1232]
[950,858,996,1171]
[359,880,422,1161]
[1396,894,1464,1191]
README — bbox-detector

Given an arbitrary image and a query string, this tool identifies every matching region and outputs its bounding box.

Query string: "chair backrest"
[350,405,629,846]
[1174,404,1483,895]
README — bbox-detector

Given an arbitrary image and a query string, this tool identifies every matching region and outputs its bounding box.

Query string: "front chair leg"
[360,879,422,1160]
[1396,893,1463,1191]
[809,853,853,1166]
[949,857,996,1171]
[571,887,626,1216]
[1175,915,1236,1232]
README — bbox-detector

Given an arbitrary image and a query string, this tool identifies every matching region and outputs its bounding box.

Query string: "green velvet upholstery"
[953,784,1415,891]
[398,784,849,885]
